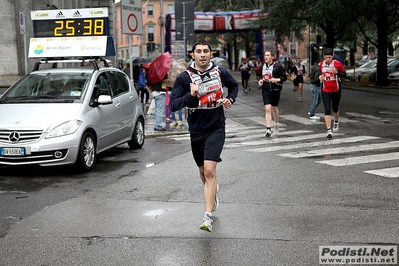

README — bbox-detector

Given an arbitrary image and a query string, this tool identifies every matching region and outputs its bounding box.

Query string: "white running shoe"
[274,124,279,134]
[265,128,272,138]
[199,213,213,232]
[327,129,333,139]
[333,121,339,132]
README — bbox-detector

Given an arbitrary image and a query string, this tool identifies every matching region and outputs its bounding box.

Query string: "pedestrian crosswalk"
[157,115,399,179]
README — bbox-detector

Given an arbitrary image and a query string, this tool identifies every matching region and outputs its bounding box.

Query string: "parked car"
[388,70,399,83]
[355,54,377,66]
[346,59,377,81]
[368,57,399,83]
[0,59,145,171]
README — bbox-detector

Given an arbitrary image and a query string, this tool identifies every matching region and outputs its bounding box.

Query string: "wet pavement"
[1,70,399,265]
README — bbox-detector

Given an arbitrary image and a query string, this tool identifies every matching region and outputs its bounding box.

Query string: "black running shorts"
[190,126,225,167]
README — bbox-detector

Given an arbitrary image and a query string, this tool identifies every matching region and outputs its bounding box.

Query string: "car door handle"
[130,95,134,100]
[115,102,121,108]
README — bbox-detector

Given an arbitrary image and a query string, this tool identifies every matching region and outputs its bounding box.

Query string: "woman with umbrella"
[147,53,173,131]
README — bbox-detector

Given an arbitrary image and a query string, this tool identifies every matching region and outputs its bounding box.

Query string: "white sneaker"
[327,129,333,139]
[199,213,213,232]
[333,121,339,132]
[274,124,279,134]
[265,128,272,138]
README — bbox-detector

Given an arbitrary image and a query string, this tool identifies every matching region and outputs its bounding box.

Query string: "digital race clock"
[31,8,110,38]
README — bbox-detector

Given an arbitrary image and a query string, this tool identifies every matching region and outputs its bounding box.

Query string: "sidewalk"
[144,70,399,138]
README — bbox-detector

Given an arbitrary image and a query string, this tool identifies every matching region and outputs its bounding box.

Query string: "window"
[94,73,112,98]
[167,4,174,14]
[147,5,154,16]
[148,26,154,42]
[110,71,129,97]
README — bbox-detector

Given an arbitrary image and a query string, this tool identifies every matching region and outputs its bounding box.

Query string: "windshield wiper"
[4,95,60,103]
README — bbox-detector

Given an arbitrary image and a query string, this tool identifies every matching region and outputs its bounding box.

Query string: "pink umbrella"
[147,52,173,84]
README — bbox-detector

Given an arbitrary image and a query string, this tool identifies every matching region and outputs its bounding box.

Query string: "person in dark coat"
[169,39,238,232]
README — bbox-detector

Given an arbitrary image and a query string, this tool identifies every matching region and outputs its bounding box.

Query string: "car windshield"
[360,60,376,68]
[0,72,91,103]
[387,58,399,66]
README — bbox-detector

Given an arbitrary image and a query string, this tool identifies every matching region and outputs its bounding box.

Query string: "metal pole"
[308,25,311,73]
[160,0,164,53]
[183,2,187,61]
[129,34,133,80]
[23,15,28,75]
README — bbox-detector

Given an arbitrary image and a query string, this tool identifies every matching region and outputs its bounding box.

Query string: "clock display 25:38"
[32,18,108,37]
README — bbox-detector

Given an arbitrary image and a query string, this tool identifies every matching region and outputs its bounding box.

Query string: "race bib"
[187,68,224,109]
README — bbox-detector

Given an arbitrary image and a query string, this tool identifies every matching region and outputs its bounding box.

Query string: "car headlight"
[46,120,83,138]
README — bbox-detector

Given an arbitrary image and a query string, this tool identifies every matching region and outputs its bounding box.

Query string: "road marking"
[246,116,287,128]
[225,131,340,148]
[365,167,399,178]
[226,129,311,142]
[248,136,380,153]
[225,118,251,128]
[345,112,390,122]
[279,114,324,125]
[316,152,399,166]
[279,140,399,158]
[279,114,356,125]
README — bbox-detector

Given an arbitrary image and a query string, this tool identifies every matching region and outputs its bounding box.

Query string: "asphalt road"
[1,72,399,265]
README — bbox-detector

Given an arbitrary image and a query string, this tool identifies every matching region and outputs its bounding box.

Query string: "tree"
[255,0,356,50]
[350,0,399,85]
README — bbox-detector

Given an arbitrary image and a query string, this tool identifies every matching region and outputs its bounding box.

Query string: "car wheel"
[76,131,96,171]
[128,117,145,149]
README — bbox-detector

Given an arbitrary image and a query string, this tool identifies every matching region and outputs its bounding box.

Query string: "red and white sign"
[121,0,142,35]
[194,13,214,31]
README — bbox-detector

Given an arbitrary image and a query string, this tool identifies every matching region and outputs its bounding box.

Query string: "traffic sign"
[121,0,143,35]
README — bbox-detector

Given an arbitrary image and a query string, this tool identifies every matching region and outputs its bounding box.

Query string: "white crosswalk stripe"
[346,112,391,123]
[226,117,398,178]
[279,114,357,125]
[279,141,399,158]
[364,167,399,178]
[316,152,399,166]
[160,115,399,178]
[248,136,380,153]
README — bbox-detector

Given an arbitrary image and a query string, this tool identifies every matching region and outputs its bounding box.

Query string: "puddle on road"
[144,209,164,219]
[146,162,155,168]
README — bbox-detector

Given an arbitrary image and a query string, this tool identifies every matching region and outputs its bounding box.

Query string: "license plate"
[0,147,25,156]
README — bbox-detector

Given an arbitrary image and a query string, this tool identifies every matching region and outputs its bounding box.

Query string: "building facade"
[115,0,174,61]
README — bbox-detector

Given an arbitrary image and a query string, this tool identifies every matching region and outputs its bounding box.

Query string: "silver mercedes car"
[0,59,145,170]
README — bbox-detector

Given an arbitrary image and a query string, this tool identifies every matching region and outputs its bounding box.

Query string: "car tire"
[128,117,145,149]
[76,131,96,171]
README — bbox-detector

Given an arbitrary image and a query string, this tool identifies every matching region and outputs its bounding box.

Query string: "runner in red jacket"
[319,47,347,139]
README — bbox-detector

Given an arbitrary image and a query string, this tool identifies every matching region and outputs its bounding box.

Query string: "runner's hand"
[190,83,199,96]
[222,98,233,109]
